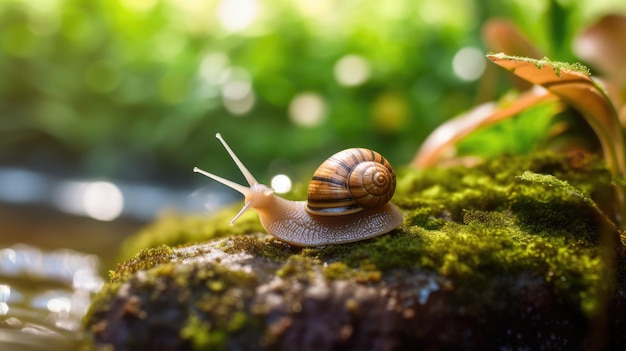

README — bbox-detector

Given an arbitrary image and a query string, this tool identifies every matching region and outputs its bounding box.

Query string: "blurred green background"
[2,0,625,186]
[3,2,626,348]
[0,0,623,300]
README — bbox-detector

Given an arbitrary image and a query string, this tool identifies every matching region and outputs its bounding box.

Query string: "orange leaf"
[487,53,626,180]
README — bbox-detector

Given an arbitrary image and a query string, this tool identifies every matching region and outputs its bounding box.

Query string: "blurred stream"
[0,244,101,351]
[0,166,238,350]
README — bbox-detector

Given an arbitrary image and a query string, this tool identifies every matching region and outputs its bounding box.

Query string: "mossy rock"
[85,152,626,350]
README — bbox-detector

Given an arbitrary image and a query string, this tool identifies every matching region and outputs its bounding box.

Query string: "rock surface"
[85,153,626,350]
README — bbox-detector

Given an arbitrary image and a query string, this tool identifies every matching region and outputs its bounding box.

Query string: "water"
[0,244,104,351]
[0,166,239,350]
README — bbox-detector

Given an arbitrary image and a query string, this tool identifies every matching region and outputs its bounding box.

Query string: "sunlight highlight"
[334,54,371,86]
[53,181,124,221]
[271,174,292,194]
[0,285,9,316]
[219,67,256,115]
[222,81,255,115]
[288,92,326,127]
[294,0,332,16]
[199,52,230,84]
[452,47,486,81]
[47,297,71,313]
[217,0,260,31]
[83,182,124,221]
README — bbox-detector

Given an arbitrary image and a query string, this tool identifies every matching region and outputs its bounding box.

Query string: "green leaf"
[412,89,560,168]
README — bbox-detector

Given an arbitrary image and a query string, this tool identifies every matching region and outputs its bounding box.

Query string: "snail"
[193,133,403,247]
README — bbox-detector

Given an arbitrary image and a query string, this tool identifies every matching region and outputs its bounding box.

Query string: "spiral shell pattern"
[306,148,396,215]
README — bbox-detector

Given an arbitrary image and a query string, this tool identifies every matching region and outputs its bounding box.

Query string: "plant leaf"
[486,53,626,180]
[412,88,559,168]
[488,53,626,229]
[573,14,626,86]
[516,170,618,233]
[481,19,542,93]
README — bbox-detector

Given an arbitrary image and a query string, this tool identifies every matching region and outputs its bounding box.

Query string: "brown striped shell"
[306,148,396,216]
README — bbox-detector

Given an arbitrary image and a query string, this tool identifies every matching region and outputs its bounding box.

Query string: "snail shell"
[306,148,396,215]
[193,134,403,247]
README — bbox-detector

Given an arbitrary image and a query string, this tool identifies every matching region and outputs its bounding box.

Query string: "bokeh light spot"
[417,0,476,30]
[372,92,408,133]
[83,182,124,221]
[222,81,251,101]
[0,285,9,316]
[219,67,251,86]
[271,174,292,194]
[217,0,260,31]
[295,0,332,16]
[288,92,326,127]
[53,181,124,221]
[199,52,230,85]
[334,54,371,87]
[27,3,60,36]
[47,297,71,313]
[452,47,486,81]
[218,67,255,115]
[0,285,10,302]
[222,81,255,115]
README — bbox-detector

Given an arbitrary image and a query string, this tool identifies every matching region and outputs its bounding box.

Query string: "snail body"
[193,134,403,247]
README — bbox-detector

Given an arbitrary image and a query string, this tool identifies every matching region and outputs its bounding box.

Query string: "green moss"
[96,151,622,337]
[322,261,382,282]
[542,56,591,77]
[118,207,265,260]
[323,261,350,280]
[517,170,593,203]
[276,255,316,282]
[489,53,591,77]
[300,152,616,314]
[176,264,259,350]
[218,235,296,261]
[109,245,175,282]
[82,281,122,326]
[178,265,257,350]
[180,314,226,351]
[89,257,261,351]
